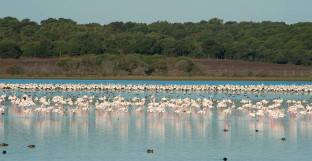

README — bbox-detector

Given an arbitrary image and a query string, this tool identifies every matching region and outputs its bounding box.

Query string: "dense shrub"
[175,57,194,72]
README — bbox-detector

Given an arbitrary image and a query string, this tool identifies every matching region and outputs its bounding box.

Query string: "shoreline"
[0,74,312,81]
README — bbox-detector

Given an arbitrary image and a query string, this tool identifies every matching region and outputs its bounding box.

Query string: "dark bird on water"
[147,149,153,153]
[0,143,8,147]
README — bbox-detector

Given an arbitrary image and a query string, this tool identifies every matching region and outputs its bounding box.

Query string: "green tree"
[201,40,226,59]
[0,40,21,58]
[52,40,69,56]
[21,41,45,58]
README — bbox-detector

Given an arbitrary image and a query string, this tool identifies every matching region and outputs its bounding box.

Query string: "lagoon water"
[0,80,312,161]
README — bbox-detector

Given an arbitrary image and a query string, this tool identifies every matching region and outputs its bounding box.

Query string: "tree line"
[0,17,312,65]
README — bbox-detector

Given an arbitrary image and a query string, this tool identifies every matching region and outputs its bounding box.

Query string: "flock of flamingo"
[0,90,311,121]
[1,83,312,93]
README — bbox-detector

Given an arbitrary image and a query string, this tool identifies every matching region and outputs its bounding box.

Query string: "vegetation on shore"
[1,74,312,81]
[0,17,312,66]
[3,54,312,78]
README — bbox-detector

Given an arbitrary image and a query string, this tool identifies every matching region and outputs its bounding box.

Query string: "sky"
[0,0,312,24]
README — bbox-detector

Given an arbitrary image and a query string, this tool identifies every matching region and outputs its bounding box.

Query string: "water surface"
[0,80,311,161]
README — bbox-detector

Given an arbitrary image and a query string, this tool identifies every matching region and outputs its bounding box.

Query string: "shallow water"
[0,80,312,161]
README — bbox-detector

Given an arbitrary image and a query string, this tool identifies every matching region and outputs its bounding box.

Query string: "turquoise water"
[0,80,312,161]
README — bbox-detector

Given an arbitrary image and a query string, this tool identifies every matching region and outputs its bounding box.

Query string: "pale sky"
[0,0,311,24]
